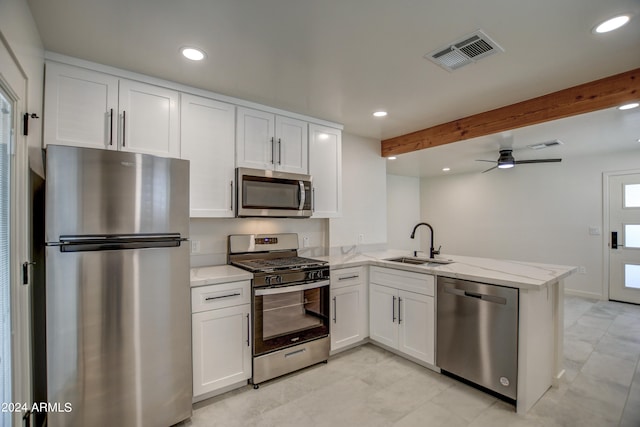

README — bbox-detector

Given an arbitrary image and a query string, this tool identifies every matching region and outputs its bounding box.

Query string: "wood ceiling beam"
[381,67,640,157]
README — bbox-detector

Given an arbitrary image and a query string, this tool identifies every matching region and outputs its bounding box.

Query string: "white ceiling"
[26,0,640,174]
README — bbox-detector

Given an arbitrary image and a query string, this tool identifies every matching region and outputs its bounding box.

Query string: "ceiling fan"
[476,149,562,173]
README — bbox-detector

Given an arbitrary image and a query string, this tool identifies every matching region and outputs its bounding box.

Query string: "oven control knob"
[266,275,282,285]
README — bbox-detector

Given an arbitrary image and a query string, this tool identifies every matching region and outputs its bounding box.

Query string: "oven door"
[253,280,330,356]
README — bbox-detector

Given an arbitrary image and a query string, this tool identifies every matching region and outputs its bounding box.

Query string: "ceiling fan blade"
[482,165,498,173]
[476,159,498,163]
[514,158,562,164]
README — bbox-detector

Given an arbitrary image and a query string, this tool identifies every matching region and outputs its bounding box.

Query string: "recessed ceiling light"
[373,111,388,118]
[181,47,206,61]
[618,102,639,110]
[387,156,397,160]
[593,15,631,33]
[442,167,450,172]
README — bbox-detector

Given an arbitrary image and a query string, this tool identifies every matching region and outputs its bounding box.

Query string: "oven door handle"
[255,280,330,296]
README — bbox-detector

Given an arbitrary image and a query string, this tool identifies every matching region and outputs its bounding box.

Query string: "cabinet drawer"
[191,280,251,313]
[331,266,364,289]
[370,266,434,296]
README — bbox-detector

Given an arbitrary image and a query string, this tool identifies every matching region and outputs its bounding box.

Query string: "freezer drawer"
[436,277,518,400]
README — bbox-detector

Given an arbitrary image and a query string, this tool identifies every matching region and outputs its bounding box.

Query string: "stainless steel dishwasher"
[436,276,519,401]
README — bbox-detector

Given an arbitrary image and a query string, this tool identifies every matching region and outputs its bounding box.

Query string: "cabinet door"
[44,62,118,150]
[309,124,342,218]
[275,116,308,174]
[398,290,434,365]
[236,107,275,169]
[331,285,364,351]
[192,304,251,397]
[118,80,180,158]
[181,94,235,217]
[369,284,398,349]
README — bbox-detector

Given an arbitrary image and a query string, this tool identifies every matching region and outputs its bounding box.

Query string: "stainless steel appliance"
[436,276,519,401]
[236,167,313,217]
[32,145,192,427]
[228,233,330,387]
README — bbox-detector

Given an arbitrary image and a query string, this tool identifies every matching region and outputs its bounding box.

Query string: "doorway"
[608,172,640,304]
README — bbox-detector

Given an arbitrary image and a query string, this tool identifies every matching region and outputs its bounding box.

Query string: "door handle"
[109,108,114,146]
[611,231,624,249]
[333,296,337,323]
[398,297,402,324]
[122,110,126,147]
[270,137,275,164]
[278,138,282,165]
[246,313,250,346]
[392,295,396,323]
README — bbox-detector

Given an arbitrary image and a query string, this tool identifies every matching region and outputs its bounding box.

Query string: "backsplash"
[189,218,328,267]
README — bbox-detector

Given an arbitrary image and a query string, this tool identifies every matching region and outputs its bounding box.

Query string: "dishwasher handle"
[444,285,507,305]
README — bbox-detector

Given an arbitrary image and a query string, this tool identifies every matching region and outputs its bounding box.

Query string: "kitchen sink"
[384,256,453,267]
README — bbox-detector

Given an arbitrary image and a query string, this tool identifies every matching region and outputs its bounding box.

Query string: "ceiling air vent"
[527,139,564,150]
[425,30,504,72]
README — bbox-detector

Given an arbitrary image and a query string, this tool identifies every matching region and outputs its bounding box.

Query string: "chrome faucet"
[410,222,440,259]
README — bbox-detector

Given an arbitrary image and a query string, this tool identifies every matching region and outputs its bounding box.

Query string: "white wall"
[419,149,640,299]
[387,174,421,253]
[329,132,387,253]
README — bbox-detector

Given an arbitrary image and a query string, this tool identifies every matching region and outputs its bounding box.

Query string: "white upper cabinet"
[180,94,236,217]
[236,107,308,174]
[309,124,342,218]
[118,80,179,157]
[44,62,118,150]
[44,62,179,158]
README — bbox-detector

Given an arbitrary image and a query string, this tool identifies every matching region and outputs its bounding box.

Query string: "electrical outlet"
[358,234,364,244]
[578,266,587,274]
[302,236,310,248]
[191,240,201,254]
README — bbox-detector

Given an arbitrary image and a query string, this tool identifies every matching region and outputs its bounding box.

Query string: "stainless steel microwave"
[236,168,313,218]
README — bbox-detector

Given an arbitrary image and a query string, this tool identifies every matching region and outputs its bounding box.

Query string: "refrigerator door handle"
[57,234,186,252]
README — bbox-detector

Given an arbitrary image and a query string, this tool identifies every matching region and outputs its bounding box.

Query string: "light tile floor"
[182,296,640,426]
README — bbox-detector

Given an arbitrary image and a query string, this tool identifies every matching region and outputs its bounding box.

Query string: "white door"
[43,62,118,150]
[180,94,235,217]
[236,107,275,170]
[118,79,180,158]
[275,116,307,174]
[331,285,362,351]
[309,124,342,218]
[398,290,434,364]
[609,172,640,304]
[369,284,398,348]
[192,305,251,397]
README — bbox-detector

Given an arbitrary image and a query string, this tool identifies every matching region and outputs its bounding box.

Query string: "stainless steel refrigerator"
[33,145,192,427]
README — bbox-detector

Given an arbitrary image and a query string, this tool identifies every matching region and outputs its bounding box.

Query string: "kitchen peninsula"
[320,250,577,414]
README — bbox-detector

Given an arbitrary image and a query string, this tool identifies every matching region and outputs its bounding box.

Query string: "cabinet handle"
[312,188,315,212]
[392,295,396,323]
[333,296,337,323]
[230,180,234,211]
[338,275,359,281]
[398,297,402,324]
[109,108,114,146]
[205,292,241,301]
[246,313,250,347]
[122,110,126,147]
[270,137,274,164]
[278,138,282,164]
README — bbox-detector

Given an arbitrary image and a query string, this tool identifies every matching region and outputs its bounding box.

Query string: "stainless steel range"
[228,233,330,388]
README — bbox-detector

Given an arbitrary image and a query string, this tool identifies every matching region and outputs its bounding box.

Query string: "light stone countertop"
[190,264,253,288]
[317,249,577,290]
[190,250,576,290]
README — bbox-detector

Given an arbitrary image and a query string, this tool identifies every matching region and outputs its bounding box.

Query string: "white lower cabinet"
[330,267,367,352]
[369,267,435,365]
[191,281,251,400]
